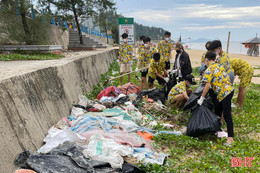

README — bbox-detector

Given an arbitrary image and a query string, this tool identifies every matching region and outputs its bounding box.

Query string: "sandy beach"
[171,49,260,84]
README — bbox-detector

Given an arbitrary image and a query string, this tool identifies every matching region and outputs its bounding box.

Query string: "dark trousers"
[214,91,234,137]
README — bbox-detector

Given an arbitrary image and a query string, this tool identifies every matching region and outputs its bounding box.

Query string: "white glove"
[135,68,138,72]
[197,96,205,106]
[164,77,169,83]
[172,69,178,74]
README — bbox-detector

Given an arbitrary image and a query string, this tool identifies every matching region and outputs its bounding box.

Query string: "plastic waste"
[78,95,93,107]
[186,105,221,137]
[83,134,133,169]
[38,128,86,153]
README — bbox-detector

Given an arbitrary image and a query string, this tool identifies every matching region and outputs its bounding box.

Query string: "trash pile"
[14,83,183,173]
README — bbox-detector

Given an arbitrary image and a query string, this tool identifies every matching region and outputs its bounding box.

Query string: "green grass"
[193,66,200,77]
[86,59,260,172]
[0,50,64,61]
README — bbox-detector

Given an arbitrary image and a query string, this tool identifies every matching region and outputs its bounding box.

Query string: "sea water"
[186,42,248,55]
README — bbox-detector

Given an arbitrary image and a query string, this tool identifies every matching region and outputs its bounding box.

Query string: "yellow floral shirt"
[157,41,173,61]
[148,59,165,79]
[168,81,187,103]
[202,62,233,102]
[137,45,144,55]
[217,52,231,74]
[119,44,133,64]
[230,58,253,76]
[138,47,157,69]
[201,51,207,64]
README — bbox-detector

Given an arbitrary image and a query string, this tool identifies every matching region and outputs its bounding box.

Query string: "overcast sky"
[116,0,260,42]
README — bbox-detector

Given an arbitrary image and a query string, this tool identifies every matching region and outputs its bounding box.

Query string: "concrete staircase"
[68,29,107,50]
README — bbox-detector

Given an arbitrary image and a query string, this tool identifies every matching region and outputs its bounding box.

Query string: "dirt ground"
[172,49,260,84]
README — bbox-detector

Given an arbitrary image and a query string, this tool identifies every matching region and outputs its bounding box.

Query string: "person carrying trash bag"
[135,36,157,89]
[168,75,196,109]
[198,51,235,146]
[148,53,168,89]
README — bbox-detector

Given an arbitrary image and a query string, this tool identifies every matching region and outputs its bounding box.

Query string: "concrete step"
[68,45,94,48]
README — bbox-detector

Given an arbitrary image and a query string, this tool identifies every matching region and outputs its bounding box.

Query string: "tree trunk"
[104,24,109,44]
[72,6,83,45]
[20,0,31,44]
[106,30,109,44]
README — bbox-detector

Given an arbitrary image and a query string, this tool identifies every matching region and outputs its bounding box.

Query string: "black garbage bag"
[183,82,214,111]
[165,73,177,98]
[134,88,165,105]
[186,105,221,137]
[183,94,214,111]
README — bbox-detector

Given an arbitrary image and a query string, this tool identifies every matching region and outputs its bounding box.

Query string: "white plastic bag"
[71,106,85,117]
[83,134,133,169]
[93,104,106,111]
[78,95,93,107]
[38,128,86,154]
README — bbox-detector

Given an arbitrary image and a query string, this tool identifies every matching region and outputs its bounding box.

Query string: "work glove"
[197,96,205,106]
[164,77,169,83]
[135,68,138,72]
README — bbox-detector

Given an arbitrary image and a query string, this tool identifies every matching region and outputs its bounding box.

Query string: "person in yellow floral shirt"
[198,51,234,145]
[157,31,174,70]
[148,53,168,89]
[137,35,145,56]
[208,40,235,84]
[118,33,134,85]
[168,75,196,109]
[135,37,157,89]
[199,41,211,75]
[230,58,254,107]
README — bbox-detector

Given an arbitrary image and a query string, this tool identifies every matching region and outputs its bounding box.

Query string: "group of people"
[118,31,254,145]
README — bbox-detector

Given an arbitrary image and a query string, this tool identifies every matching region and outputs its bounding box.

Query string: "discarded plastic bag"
[133,147,167,165]
[97,86,119,100]
[137,131,153,141]
[38,128,86,153]
[135,88,165,105]
[119,83,141,95]
[186,105,221,137]
[71,106,85,118]
[93,104,106,111]
[78,95,93,107]
[83,134,133,169]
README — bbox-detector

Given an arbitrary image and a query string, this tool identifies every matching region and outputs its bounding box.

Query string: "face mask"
[123,39,127,43]
[215,49,220,55]
[165,38,170,41]
[144,44,149,48]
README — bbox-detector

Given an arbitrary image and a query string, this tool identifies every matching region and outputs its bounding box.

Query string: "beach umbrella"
[241,35,260,57]
[242,36,260,44]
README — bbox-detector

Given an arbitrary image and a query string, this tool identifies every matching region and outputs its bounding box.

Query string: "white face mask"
[165,38,170,41]
[215,49,220,55]
[123,39,127,43]
[144,44,149,48]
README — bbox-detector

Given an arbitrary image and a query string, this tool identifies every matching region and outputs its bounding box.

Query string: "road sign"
[119,18,135,45]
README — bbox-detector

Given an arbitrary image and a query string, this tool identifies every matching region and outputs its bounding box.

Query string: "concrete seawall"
[0,48,118,172]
